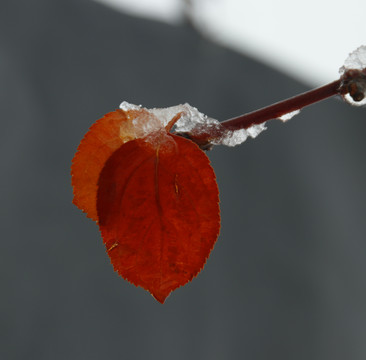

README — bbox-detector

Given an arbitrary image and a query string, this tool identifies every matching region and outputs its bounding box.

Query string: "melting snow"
[278,110,301,122]
[119,101,266,147]
[120,101,142,111]
[339,45,366,74]
[339,46,366,106]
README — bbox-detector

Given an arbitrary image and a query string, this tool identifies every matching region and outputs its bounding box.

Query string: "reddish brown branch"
[221,80,341,131]
[177,68,365,149]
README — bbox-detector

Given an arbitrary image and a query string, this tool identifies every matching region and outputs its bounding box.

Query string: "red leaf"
[71,108,151,221]
[72,104,221,302]
[97,131,220,303]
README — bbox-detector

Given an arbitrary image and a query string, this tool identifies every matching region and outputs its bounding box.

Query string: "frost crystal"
[278,110,300,122]
[339,46,366,75]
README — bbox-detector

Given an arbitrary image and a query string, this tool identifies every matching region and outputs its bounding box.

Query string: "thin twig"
[221,80,341,131]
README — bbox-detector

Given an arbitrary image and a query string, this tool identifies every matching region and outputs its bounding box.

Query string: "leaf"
[97,131,220,303]
[72,103,221,302]
[71,108,152,221]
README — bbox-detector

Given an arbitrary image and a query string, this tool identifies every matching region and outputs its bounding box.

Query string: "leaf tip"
[151,291,170,304]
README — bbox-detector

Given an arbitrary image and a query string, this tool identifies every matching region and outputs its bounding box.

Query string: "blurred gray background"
[1,0,366,359]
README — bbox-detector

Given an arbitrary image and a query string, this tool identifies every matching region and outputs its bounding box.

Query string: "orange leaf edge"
[97,133,221,303]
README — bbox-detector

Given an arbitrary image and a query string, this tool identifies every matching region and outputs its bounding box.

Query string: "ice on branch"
[340,46,366,74]
[213,123,266,146]
[172,103,266,147]
[278,110,301,122]
[119,101,266,147]
[339,46,366,106]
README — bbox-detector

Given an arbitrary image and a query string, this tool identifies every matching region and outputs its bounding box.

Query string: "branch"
[179,67,366,150]
[221,80,341,131]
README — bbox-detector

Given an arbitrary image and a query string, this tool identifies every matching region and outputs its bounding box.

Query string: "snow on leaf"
[72,103,185,220]
[72,102,221,303]
[97,133,220,303]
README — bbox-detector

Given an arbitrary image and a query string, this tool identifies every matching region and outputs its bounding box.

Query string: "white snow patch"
[278,109,301,122]
[339,46,366,74]
[119,101,142,111]
[173,103,266,147]
[210,123,266,147]
[119,101,266,147]
[173,103,220,132]
[339,46,366,107]
[342,92,366,107]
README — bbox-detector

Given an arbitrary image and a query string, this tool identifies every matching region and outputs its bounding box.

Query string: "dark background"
[1,0,366,359]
